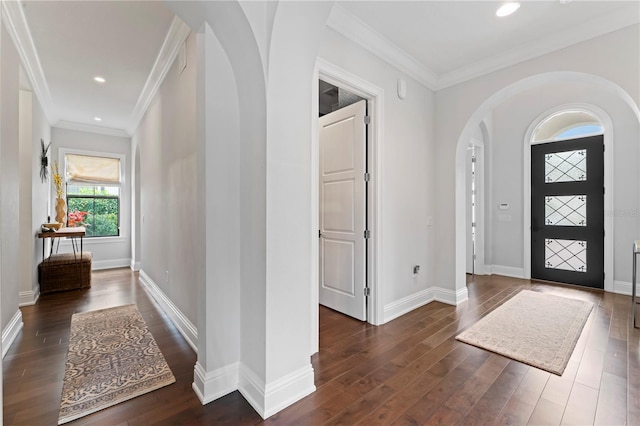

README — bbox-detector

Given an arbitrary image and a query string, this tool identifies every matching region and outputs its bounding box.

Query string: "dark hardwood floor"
[3,270,638,425]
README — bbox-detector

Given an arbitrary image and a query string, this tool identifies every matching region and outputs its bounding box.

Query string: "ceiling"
[6,1,639,137]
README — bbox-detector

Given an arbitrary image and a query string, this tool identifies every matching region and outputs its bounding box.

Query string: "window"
[65,153,121,237]
[532,110,603,143]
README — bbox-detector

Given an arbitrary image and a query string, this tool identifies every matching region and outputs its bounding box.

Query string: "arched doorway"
[454,72,640,295]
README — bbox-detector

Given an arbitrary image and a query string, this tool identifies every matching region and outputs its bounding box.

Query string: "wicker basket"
[38,252,92,293]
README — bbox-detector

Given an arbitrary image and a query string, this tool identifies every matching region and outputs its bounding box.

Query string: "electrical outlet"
[413,265,420,275]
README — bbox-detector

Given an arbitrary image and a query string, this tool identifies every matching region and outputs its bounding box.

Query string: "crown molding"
[125,16,191,135]
[326,4,439,90]
[328,5,639,93]
[1,0,58,124]
[435,9,640,90]
[54,121,130,138]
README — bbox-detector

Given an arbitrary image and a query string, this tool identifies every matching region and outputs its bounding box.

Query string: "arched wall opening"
[455,72,640,295]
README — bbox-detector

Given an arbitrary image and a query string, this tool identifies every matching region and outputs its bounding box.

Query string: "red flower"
[68,210,88,227]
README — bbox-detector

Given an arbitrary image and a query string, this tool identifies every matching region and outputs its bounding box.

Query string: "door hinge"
[364,172,370,182]
[364,229,371,239]
[364,287,370,297]
[471,157,477,163]
[319,230,322,238]
[364,115,371,125]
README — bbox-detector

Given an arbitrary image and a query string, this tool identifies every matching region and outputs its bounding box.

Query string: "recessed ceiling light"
[93,76,106,84]
[496,2,520,17]
[93,117,102,122]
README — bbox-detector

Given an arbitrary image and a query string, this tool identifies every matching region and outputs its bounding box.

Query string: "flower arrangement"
[67,210,88,227]
[52,160,64,199]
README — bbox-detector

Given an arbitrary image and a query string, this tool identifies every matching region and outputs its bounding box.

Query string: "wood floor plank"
[495,366,549,425]
[560,382,599,425]
[594,371,627,425]
[458,361,529,425]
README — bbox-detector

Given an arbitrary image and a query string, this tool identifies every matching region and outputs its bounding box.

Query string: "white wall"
[50,127,131,269]
[1,24,21,332]
[17,85,50,307]
[29,91,51,304]
[319,28,437,311]
[435,24,640,293]
[133,31,198,331]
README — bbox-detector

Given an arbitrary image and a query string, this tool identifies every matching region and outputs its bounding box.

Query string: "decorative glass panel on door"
[545,149,586,183]
[545,195,587,226]
[545,239,587,272]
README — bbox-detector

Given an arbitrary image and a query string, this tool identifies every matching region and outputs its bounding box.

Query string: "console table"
[37,226,85,258]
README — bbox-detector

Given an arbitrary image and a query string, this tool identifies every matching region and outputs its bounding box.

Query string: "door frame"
[311,58,384,354]
[467,132,487,276]
[523,103,613,292]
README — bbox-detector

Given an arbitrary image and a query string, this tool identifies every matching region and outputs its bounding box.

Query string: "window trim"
[58,148,127,240]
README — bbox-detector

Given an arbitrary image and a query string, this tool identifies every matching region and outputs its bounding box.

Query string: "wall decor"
[40,139,51,182]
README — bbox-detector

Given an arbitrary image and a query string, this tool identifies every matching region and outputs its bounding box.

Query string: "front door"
[531,135,604,288]
[319,100,367,321]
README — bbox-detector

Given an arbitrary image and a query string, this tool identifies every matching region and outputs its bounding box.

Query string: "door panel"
[323,180,355,232]
[319,100,366,320]
[531,135,604,288]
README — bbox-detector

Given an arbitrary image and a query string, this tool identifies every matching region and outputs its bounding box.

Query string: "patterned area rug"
[58,304,175,424]
[456,290,593,376]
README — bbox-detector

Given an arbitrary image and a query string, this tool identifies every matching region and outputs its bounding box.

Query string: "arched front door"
[530,111,605,289]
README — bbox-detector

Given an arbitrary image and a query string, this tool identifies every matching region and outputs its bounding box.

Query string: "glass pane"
[533,110,601,142]
[545,149,586,183]
[67,196,119,237]
[545,195,586,226]
[545,239,587,272]
[67,185,119,196]
[92,198,119,236]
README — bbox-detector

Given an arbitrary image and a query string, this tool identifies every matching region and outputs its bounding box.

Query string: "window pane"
[545,239,586,272]
[91,198,119,236]
[555,124,603,140]
[67,185,119,196]
[67,190,119,238]
[545,149,586,183]
[545,195,586,226]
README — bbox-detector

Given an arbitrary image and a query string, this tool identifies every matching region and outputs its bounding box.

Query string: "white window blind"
[66,154,121,184]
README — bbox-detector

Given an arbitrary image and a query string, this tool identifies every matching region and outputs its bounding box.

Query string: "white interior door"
[319,100,366,321]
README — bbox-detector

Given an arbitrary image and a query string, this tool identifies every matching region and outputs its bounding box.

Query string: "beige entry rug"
[455,290,593,376]
[58,304,175,424]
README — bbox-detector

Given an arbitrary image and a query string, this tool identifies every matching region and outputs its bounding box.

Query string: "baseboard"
[130,260,141,271]
[433,286,469,305]
[239,363,316,419]
[18,289,40,306]
[613,281,632,296]
[138,270,198,353]
[383,289,434,323]
[92,258,131,270]
[2,309,23,358]
[193,361,239,405]
[488,265,525,279]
